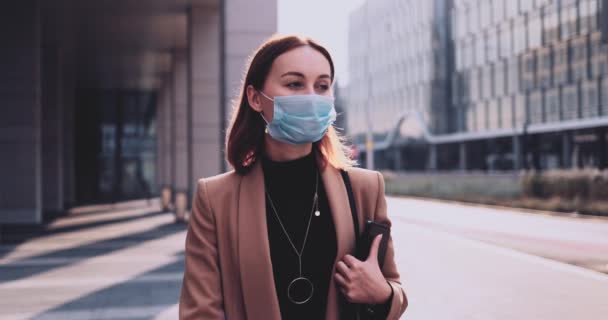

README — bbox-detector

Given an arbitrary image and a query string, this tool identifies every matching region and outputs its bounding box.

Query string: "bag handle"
[340,170,360,254]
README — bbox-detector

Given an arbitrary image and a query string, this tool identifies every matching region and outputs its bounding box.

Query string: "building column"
[223,0,277,164]
[41,45,64,220]
[0,1,42,225]
[561,132,572,169]
[61,35,76,210]
[157,78,173,212]
[190,7,222,188]
[459,142,467,171]
[598,128,607,170]
[428,144,438,171]
[513,135,522,171]
[172,50,190,221]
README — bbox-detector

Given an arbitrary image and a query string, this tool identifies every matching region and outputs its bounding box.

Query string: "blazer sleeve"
[179,179,225,319]
[374,172,408,320]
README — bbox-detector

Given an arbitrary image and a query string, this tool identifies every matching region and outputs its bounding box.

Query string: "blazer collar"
[237,159,354,320]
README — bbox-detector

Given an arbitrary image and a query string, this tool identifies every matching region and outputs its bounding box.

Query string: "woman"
[179,35,407,320]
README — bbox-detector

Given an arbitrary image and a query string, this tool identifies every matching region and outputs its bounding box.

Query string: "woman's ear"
[246,85,263,112]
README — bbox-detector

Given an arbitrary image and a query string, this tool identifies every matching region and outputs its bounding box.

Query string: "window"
[514,93,526,126]
[519,0,534,13]
[488,99,500,129]
[522,52,537,90]
[602,77,608,115]
[469,2,480,33]
[528,90,544,123]
[471,68,481,101]
[480,0,493,29]
[458,6,469,37]
[495,60,506,96]
[545,88,560,122]
[464,37,475,68]
[542,3,559,44]
[539,48,553,88]
[477,101,487,130]
[486,30,498,62]
[591,34,608,77]
[483,65,494,99]
[476,34,486,66]
[453,73,462,105]
[493,0,506,22]
[513,16,527,54]
[507,57,521,94]
[580,0,599,33]
[499,23,513,58]
[506,0,519,18]
[528,11,542,48]
[561,0,578,39]
[554,44,570,84]
[501,96,513,128]
[571,38,589,81]
[561,84,580,120]
[467,102,477,131]
[581,80,599,118]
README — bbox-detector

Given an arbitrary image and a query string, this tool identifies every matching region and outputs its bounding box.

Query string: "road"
[0,197,607,319]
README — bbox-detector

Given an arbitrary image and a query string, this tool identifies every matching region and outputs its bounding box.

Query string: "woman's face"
[247,45,333,122]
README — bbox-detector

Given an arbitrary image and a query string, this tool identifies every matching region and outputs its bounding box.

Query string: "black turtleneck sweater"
[262,151,392,319]
[263,151,336,319]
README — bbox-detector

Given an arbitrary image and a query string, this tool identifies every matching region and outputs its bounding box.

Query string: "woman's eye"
[287,82,303,88]
[317,84,330,91]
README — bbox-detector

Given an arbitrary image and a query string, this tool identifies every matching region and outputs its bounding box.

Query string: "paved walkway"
[0,197,607,319]
[0,200,186,320]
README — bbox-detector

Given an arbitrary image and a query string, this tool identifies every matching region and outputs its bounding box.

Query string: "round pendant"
[314,210,320,217]
[287,277,314,305]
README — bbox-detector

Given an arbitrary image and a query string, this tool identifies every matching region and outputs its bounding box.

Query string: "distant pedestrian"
[179,34,407,320]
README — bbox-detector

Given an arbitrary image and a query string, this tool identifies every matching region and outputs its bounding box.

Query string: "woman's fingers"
[334,272,348,288]
[343,254,360,268]
[336,261,351,280]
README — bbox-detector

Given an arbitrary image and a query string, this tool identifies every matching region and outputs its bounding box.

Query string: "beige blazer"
[179,160,407,320]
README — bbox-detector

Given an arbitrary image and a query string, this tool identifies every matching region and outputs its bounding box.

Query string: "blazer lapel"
[237,161,281,320]
[320,164,355,320]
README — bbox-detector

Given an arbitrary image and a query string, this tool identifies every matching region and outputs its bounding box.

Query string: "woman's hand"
[334,235,392,304]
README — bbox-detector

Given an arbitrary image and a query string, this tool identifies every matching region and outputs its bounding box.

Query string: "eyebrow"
[280,71,332,80]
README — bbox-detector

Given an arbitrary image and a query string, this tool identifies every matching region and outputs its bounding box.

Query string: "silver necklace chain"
[265,170,319,276]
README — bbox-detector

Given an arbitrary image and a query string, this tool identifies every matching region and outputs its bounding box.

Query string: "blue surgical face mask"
[258,91,337,145]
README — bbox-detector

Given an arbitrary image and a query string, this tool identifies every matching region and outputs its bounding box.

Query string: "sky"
[277,0,366,88]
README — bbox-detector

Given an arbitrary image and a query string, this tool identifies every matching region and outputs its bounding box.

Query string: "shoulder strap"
[340,169,360,250]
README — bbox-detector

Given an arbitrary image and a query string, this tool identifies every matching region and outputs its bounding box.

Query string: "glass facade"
[451,0,607,132]
[348,0,451,141]
[74,89,157,204]
[347,0,608,170]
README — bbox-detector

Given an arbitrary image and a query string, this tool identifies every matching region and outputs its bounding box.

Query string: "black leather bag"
[340,170,391,320]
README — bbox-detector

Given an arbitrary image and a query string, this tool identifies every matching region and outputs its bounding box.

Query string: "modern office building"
[0,0,276,226]
[348,0,608,171]
[348,0,453,169]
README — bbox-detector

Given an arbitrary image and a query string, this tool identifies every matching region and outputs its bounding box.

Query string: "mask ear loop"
[257,90,273,130]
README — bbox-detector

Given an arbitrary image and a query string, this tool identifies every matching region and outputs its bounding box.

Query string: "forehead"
[270,46,332,78]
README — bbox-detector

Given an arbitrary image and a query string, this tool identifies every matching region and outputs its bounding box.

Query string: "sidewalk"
[0,200,185,320]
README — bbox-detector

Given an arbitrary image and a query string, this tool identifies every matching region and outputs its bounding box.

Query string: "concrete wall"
[190,6,221,190]
[186,0,276,183]
[41,45,64,215]
[223,0,277,124]
[0,1,43,224]
[171,50,191,197]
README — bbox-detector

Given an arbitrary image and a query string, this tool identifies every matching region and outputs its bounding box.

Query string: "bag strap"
[340,169,360,250]
[340,169,364,320]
